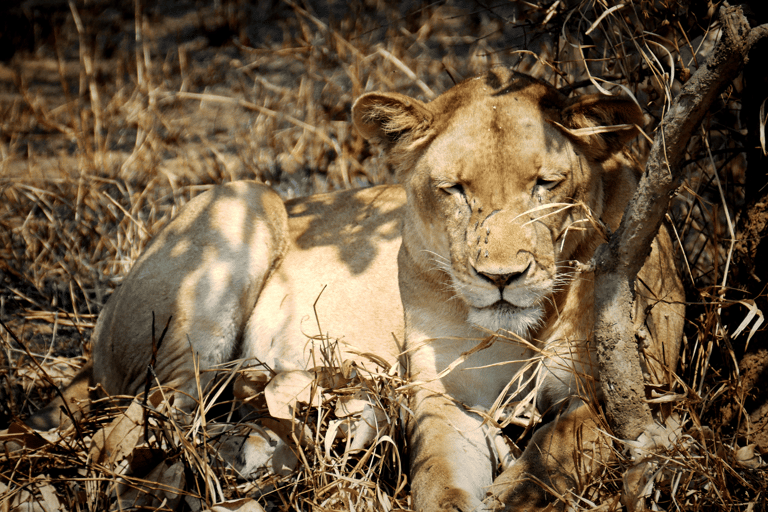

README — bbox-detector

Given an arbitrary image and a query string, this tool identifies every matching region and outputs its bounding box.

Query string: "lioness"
[30,68,684,511]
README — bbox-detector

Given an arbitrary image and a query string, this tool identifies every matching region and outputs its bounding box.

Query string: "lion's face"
[410,89,603,333]
[353,68,643,335]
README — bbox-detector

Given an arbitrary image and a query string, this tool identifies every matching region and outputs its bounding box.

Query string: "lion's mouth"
[487,300,522,312]
[468,300,542,334]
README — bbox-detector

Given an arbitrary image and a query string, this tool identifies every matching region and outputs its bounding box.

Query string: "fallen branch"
[594,4,768,440]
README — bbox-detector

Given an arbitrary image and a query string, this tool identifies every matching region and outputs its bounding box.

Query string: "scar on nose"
[479,209,501,227]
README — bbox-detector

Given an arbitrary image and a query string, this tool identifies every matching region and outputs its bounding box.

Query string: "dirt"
[1,1,767,510]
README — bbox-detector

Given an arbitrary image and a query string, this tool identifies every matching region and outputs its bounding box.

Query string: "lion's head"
[353,68,644,336]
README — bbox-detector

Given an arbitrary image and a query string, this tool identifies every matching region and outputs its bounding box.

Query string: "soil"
[1,1,767,510]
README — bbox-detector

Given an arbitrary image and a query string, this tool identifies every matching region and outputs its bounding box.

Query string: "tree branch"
[594,5,768,440]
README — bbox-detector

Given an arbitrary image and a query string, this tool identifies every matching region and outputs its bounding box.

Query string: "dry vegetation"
[1,0,767,510]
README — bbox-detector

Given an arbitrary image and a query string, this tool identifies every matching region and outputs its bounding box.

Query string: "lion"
[28,67,684,511]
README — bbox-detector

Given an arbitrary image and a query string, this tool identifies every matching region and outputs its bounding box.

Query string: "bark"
[594,5,768,440]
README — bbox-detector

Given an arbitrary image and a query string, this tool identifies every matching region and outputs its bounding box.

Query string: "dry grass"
[1,0,766,510]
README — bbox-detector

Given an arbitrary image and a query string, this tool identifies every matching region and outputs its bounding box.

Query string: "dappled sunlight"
[1,1,766,511]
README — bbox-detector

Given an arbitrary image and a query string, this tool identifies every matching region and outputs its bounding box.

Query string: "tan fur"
[29,68,684,512]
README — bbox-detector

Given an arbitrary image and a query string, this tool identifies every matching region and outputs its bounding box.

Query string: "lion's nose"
[477,270,519,288]
[475,261,531,289]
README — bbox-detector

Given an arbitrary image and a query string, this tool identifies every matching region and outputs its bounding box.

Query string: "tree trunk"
[595,5,768,441]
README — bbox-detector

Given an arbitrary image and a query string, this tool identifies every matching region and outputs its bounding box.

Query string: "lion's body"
[62,184,402,406]
[31,68,685,512]
[240,185,405,374]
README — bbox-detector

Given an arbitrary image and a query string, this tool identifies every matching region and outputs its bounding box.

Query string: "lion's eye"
[535,177,561,191]
[439,183,468,207]
[441,183,466,197]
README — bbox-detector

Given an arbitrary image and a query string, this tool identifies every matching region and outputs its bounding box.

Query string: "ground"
[0,1,766,511]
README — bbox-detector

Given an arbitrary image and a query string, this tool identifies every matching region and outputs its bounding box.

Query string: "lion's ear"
[560,94,644,161]
[352,92,434,145]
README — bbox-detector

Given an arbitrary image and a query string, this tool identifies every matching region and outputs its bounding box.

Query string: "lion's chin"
[467,301,542,335]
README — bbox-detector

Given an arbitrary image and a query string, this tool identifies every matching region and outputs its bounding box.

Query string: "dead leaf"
[341,359,358,379]
[324,419,345,459]
[625,415,682,461]
[312,366,351,389]
[1,424,48,452]
[335,392,369,417]
[217,424,298,478]
[0,481,58,512]
[203,498,266,512]
[735,444,763,469]
[328,391,388,453]
[264,370,323,419]
[622,460,657,512]
[233,368,270,402]
[37,483,62,512]
[89,399,144,465]
[348,401,387,451]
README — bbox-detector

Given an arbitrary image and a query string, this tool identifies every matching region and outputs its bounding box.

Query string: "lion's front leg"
[486,401,608,512]
[408,389,495,512]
